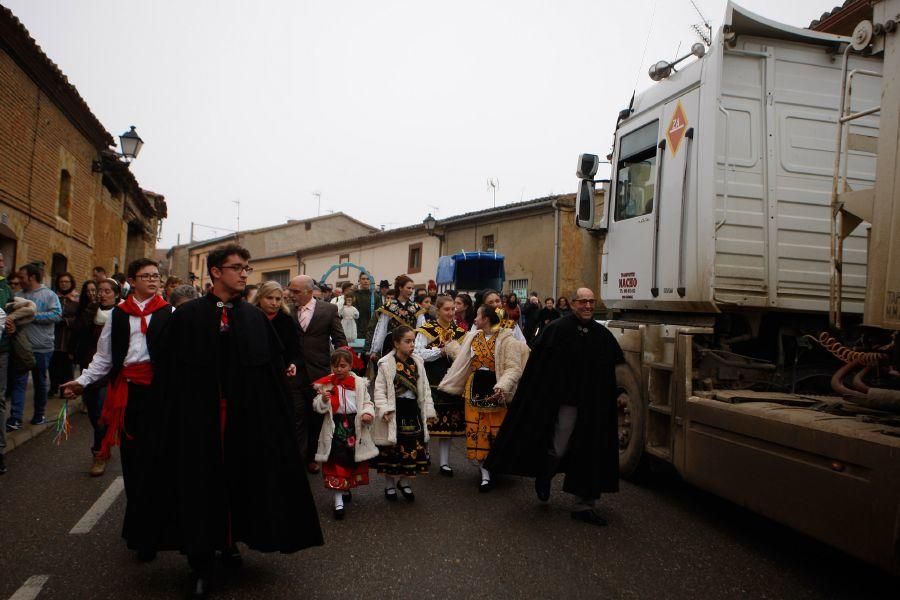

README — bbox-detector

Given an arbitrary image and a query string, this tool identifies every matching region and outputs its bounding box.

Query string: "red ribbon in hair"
[338,346,365,371]
[97,362,154,458]
[314,373,356,412]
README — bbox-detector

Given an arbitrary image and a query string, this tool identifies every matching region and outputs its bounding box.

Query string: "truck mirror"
[577,153,600,179]
[576,179,597,229]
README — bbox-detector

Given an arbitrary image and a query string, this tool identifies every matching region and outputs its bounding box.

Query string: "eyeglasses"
[136,273,161,281]
[220,264,254,274]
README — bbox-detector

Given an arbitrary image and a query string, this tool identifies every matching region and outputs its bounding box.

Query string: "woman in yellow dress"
[438,305,527,492]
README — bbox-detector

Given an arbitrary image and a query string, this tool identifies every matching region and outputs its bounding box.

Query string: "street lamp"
[423,213,437,236]
[119,126,144,161]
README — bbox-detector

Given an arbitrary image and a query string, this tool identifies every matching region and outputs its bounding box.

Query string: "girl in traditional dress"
[454,292,475,331]
[439,305,527,492]
[414,295,468,476]
[371,326,435,501]
[369,275,425,360]
[339,293,360,342]
[475,289,527,343]
[313,347,378,520]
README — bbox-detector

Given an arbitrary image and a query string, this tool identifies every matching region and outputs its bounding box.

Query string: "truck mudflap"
[685,394,900,575]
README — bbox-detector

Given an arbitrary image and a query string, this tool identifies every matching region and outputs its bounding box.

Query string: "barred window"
[508,278,528,300]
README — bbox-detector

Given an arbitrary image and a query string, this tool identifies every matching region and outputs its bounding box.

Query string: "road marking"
[69,476,124,534]
[8,575,50,600]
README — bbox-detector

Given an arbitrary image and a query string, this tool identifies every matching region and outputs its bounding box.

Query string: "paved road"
[0,411,893,599]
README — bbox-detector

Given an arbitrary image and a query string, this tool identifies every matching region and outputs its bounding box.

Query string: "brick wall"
[0,48,101,282]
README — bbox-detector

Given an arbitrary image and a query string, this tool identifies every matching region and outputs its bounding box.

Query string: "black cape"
[484,313,624,499]
[150,294,323,555]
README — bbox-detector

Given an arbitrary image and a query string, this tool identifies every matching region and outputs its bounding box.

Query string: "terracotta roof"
[809,0,872,33]
[0,5,114,148]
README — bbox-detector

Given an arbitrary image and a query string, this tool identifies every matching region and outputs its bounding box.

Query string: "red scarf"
[118,294,169,333]
[97,362,154,458]
[314,374,356,412]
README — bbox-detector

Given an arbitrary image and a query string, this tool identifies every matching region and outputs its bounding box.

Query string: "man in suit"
[286,275,347,472]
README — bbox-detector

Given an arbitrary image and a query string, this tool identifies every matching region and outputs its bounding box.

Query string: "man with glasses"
[486,287,625,526]
[161,244,322,597]
[61,258,173,556]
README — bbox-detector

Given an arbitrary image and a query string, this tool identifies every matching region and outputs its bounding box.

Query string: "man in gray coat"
[286,275,347,471]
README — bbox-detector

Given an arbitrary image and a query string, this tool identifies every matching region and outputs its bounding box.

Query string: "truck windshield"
[615,120,659,221]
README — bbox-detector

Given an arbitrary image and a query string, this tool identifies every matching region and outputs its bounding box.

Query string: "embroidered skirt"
[429,388,465,437]
[464,369,507,462]
[372,396,430,477]
[322,413,370,490]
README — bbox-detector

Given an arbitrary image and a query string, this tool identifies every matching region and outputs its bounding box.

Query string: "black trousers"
[121,383,153,549]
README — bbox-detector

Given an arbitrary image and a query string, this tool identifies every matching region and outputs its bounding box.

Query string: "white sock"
[439,438,451,467]
[480,466,491,482]
[334,491,344,510]
[384,475,396,490]
[397,477,410,490]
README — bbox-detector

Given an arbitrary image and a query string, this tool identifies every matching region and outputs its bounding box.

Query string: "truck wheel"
[616,363,646,479]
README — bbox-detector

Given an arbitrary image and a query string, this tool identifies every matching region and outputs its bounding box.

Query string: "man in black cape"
[162,244,323,597]
[484,287,624,526]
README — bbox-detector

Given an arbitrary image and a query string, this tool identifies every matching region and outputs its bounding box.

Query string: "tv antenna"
[232,199,240,234]
[312,191,322,216]
[426,204,440,216]
[487,178,500,208]
[689,0,712,46]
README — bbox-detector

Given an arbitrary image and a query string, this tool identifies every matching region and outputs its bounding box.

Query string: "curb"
[3,395,85,454]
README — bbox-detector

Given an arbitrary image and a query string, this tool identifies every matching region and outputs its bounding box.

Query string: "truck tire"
[616,363,646,479]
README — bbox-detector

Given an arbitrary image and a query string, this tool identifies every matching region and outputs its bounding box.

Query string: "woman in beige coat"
[371,325,436,501]
[438,305,528,492]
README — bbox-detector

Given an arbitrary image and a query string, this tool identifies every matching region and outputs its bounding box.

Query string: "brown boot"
[89,454,108,477]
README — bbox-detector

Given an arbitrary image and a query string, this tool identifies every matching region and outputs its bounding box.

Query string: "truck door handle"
[677,127,695,297]
[651,139,666,298]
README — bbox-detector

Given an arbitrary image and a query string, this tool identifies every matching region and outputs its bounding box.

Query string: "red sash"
[97,362,154,458]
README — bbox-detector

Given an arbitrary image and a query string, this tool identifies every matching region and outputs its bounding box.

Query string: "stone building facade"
[0,6,164,283]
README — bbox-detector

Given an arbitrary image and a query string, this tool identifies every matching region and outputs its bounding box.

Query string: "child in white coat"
[313,347,378,520]
[371,325,436,501]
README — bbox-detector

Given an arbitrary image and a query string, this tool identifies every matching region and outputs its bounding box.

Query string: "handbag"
[11,330,36,372]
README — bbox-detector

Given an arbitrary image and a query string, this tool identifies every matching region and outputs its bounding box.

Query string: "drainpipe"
[551,198,560,299]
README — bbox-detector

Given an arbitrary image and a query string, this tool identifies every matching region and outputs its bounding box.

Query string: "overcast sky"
[4,0,835,247]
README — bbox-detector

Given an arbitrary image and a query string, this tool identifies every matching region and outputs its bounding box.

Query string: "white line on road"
[69,476,125,534]
[8,575,50,600]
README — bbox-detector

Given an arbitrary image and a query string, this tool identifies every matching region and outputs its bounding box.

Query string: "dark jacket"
[485,314,625,499]
[269,310,302,369]
[147,294,323,555]
[0,278,11,353]
[294,299,347,382]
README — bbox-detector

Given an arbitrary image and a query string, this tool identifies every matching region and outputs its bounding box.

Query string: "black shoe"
[398,484,415,501]
[6,419,21,432]
[189,571,211,598]
[571,509,608,527]
[0,454,7,475]
[384,487,398,502]
[30,417,48,426]
[535,477,551,502]
[219,546,242,571]
[334,506,345,520]
[136,549,157,562]
[439,465,454,477]
[479,479,494,493]
[342,490,352,503]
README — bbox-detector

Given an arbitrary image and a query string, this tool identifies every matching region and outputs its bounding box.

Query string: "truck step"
[645,445,672,461]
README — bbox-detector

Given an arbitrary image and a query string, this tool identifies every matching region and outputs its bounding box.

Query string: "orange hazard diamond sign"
[666,100,688,156]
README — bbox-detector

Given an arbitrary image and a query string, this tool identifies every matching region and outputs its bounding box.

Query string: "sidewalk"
[3,381,84,453]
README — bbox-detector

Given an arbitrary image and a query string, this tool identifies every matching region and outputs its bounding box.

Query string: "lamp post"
[119,126,144,162]
[423,213,443,257]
